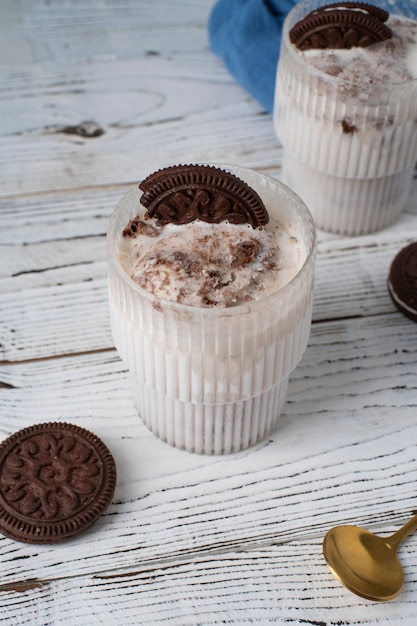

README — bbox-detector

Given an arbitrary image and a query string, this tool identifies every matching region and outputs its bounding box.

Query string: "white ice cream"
[119,217,303,308]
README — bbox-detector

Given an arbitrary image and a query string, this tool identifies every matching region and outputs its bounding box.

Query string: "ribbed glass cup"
[107,165,316,454]
[274,0,417,235]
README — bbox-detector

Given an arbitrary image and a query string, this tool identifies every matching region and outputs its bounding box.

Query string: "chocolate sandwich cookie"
[138,164,269,228]
[388,242,417,322]
[0,422,116,544]
[290,2,393,50]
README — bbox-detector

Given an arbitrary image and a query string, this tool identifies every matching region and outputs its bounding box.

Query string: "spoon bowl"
[323,514,417,601]
[323,525,404,601]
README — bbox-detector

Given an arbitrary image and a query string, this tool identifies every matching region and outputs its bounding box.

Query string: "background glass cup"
[274,0,417,235]
[107,165,316,455]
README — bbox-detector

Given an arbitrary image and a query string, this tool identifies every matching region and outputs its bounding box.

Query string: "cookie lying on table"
[0,422,116,544]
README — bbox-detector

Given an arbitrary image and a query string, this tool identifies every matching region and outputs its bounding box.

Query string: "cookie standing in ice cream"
[274,0,417,235]
[120,166,303,308]
[107,164,316,454]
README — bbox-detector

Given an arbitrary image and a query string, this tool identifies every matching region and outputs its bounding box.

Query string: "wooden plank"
[0,0,275,198]
[4,0,417,622]
[0,252,406,361]
[1,538,416,625]
[0,51,273,197]
[0,313,417,585]
[1,101,275,197]
[1,0,216,66]
[2,190,417,361]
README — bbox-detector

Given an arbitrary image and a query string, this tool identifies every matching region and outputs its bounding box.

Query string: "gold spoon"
[323,514,417,601]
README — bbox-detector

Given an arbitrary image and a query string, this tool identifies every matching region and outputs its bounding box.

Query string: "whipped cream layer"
[120,217,304,308]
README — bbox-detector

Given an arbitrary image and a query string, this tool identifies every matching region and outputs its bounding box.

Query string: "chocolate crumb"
[342,118,357,133]
[262,257,278,270]
[123,217,161,238]
[230,239,261,268]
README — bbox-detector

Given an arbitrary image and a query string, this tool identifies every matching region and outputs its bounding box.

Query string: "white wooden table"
[1,1,417,624]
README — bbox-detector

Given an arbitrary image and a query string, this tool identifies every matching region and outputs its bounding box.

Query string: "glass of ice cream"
[274,0,417,235]
[107,164,316,454]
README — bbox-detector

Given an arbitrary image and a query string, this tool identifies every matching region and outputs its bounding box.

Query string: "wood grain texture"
[1,313,417,588]
[1,188,417,361]
[0,51,273,196]
[1,540,417,625]
[0,0,274,198]
[2,0,417,623]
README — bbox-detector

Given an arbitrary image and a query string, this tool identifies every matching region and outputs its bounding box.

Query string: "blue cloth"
[208,0,298,113]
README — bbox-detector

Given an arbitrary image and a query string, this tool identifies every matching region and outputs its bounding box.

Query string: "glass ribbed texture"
[107,165,316,454]
[274,0,417,235]
[283,154,414,235]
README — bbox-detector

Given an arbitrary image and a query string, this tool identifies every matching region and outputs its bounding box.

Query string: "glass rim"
[107,164,317,318]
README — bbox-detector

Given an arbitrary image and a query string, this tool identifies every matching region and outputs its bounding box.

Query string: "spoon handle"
[388,513,417,549]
